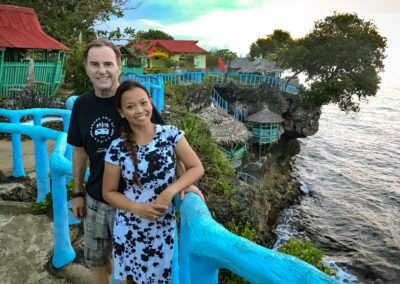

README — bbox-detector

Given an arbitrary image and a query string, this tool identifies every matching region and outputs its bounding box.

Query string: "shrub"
[3,88,64,109]
[64,39,92,94]
[278,238,335,276]
[32,179,74,215]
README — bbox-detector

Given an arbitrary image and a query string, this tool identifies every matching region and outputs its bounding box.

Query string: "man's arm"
[72,146,88,219]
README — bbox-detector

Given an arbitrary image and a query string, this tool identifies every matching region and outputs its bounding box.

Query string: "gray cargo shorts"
[84,193,115,267]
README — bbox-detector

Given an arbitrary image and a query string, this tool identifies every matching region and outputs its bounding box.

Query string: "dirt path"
[0,138,55,176]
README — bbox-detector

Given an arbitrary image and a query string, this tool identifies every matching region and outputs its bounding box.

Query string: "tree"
[206,48,237,68]
[278,12,387,112]
[4,0,143,46]
[136,29,174,40]
[97,26,137,41]
[249,29,293,61]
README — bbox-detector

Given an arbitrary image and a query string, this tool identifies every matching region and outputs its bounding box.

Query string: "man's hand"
[179,185,205,202]
[72,196,86,220]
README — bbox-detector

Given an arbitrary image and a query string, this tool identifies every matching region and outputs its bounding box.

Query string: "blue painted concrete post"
[10,117,25,177]
[50,133,76,268]
[178,221,190,284]
[189,255,218,284]
[51,170,76,268]
[172,219,179,284]
[33,137,50,202]
[11,132,25,177]
[158,77,164,112]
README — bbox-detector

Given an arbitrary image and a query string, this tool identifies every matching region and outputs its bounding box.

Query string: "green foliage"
[277,12,387,112]
[225,219,256,242]
[97,26,137,41]
[248,29,293,61]
[206,48,237,69]
[64,39,92,94]
[32,190,53,215]
[220,217,256,284]
[278,238,335,276]
[3,88,63,109]
[172,109,235,195]
[32,179,74,215]
[136,29,174,40]
[165,85,236,196]
[4,0,143,47]
[144,67,171,74]
[219,271,250,284]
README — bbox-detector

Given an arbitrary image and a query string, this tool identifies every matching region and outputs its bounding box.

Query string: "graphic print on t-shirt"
[90,116,115,144]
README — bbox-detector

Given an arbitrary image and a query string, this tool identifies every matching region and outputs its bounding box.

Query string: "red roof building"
[0,4,68,96]
[0,4,68,50]
[131,40,207,56]
[130,40,207,72]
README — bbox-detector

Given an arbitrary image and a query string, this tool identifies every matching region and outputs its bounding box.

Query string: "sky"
[98,0,400,67]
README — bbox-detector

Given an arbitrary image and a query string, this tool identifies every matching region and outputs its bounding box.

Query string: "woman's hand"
[132,203,168,221]
[154,188,176,208]
[179,185,205,202]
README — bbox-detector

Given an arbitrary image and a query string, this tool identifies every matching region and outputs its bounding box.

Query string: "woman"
[102,80,204,283]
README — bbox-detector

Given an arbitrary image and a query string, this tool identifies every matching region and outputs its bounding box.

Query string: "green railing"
[0,61,63,97]
[250,125,281,144]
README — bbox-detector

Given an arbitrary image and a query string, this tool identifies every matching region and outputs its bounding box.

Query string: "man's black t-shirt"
[67,92,120,203]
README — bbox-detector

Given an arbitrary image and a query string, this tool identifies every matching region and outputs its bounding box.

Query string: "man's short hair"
[83,39,122,66]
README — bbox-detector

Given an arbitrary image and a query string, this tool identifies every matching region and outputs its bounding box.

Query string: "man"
[67,39,122,283]
[67,39,204,283]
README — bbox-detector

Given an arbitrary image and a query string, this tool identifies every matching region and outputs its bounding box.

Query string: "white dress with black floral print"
[105,124,183,283]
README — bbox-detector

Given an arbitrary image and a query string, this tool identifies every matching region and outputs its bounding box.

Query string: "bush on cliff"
[278,238,335,276]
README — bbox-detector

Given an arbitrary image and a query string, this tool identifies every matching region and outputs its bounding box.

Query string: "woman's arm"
[177,158,205,201]
[155,137,204,206]
[102,162,167,220]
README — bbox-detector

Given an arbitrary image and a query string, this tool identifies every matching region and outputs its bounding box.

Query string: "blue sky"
[98,0,400,64]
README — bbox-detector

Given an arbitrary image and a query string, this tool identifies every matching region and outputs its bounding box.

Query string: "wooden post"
[223,54,232,84]
[0,48,5,97]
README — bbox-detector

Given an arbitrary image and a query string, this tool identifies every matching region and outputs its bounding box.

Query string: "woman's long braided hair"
[115,80,165,185]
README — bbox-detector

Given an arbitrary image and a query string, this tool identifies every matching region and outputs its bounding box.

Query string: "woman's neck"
[131,123,156,145]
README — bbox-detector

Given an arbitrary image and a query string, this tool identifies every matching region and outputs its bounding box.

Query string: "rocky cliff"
[182,82,322,246]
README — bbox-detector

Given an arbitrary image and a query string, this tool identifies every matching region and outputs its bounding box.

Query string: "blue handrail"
[119,73,165,112]
[211,88,228,112]
[0,108,71,190]
[0,119,338,282]
[121,71,298,94]
[176,193,337,283]
[0,122,75,268]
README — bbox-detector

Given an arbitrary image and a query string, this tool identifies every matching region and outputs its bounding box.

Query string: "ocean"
[274,69,400,283]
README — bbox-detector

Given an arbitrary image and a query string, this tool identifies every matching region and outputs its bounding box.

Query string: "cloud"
[99,0,400,57]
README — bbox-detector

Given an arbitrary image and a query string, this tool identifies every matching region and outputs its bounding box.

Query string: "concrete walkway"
[0,138,54,176]
[0,139,93,283]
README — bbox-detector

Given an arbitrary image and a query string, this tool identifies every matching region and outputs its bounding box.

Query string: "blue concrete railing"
[234,108,244,122]
[211,88,228,112]
[120,73,165,112]
[122,71,299,94]
[0,122,75,268]
[239,74,299,94]
[176,194,337,283]
[159,72,225,85]
[0,79,333,282]
[0,116,338,282]
[0,108,71,202]
[236,171,261,185]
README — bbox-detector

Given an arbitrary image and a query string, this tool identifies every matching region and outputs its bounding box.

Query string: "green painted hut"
[198,107,252,168]
[119,45,144,75]
[246,108,284,144]
[0,4,68,97]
